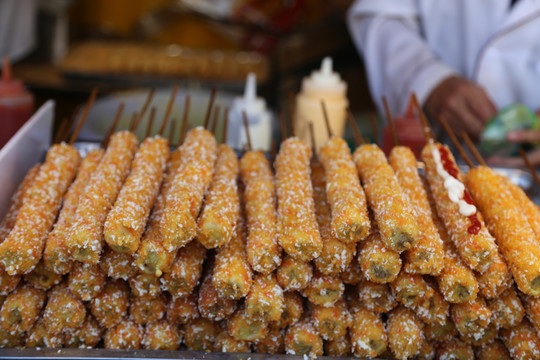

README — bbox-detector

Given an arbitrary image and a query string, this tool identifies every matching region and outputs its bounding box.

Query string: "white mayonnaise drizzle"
[431,147,476,216]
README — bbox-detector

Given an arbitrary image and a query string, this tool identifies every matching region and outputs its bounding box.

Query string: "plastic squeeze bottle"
[227,73,272,151]
[294,57,348,152]
[0,57,34,148]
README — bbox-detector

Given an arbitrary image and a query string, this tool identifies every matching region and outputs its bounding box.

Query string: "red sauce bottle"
[0,57,34,149]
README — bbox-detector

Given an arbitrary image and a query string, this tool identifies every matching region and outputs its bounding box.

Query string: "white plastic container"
[227,73,272,151]
[294,57,348,152]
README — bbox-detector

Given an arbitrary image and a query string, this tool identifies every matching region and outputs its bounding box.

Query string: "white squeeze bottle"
[294,57,348,152]
[227,73,272,151]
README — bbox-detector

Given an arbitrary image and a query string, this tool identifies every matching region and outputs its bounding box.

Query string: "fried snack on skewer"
[23,260,62,290]
[227,305,268,342]
[184,317,220,351]
[0,143,80,274]
[276,291,303,329]
[25,318,64,348]
[0,284,46,334]
[488,288,524,329]
[212,213,252,300]
[68,263,106,301]
[0,163,41,243]
[104,136,169,254]
[340,253,363,285]
[161,128,218,251]
[129,272,160,298]
[353,144,418,252]
[90,279,129,328]
[414,287,450,325]
[460,323,498,346]
[389,146,444,275]
[167,294,199,325]
[474,339,511,360]
[350,305,387,358]
[130,294,166,325]
[521,293,540,335]
[415,340,436,360]
[99,246,136,280]
[436,338,474,360]
[476,250,513,299]
[422,143,497,273]
[357,280,397,313]
[285,316,323,357]
[500,319,540,360]
[275,138,322,261]
[64,314,103,348]
[310,298,351,341]
[387,306,424,360]
[104,320,143,349]
[311,159,355,275]
[198,274,237,321]
[160,239,206,298]
[391,272,435,309]
[214,332,251,353]
[423,317,458,342]
[253,326,284,354]
[240,150,281,273]
[276,255,312,291]
[451,296,492,339]
[198,145,239,249]
[0,269,19,296]
[500,174,540,240]
[43,283,86,334]
[134,147,182,277]
[246,273,284,322]
[0,326,24,348]
[44,149,103,275]
[302,271,344,306]
[325,334,352,357]
[142,320,181,350]
[319,137,370,243]
[359,229,402,283]
[465,165,540,295]
[68,131,138,264]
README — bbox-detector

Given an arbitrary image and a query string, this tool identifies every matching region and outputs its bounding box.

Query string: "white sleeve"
[347,13,459,117]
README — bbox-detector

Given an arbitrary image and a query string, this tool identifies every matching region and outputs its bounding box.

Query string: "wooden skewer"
[137,88,155,124]
[129,112,140,132]
[519,148,540,188]
[69,88,98,145]
[168,119,177,146]
[145,107,156,138]
[461,131,486,166]
[411,92,434,142]
[279,110,288,140]
[179,95,190,144]
[162,84,178,132]
[320,100,333,139]
[242,110,252,151]
[308,121,317,157]
[102,102,124,148]
[346,108,364,146]
[438,116,474,169]
[383,96,400,146]
[211,105,221,135]
[54,117,70,144]
[203,87,217,130]
[222,109,229,144]
[369,112,378,145]
[288,91,296,137]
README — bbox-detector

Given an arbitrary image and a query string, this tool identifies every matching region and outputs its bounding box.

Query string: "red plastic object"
[382,99,425,158]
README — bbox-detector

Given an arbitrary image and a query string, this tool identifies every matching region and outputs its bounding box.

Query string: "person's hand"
[425,76,497,139]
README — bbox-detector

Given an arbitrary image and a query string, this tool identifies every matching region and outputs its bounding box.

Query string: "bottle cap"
[302,57,347,98]
[230,73,267,115]
[0,57,26,98]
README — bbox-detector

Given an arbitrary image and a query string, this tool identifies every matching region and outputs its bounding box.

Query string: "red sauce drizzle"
[438,145,481,235]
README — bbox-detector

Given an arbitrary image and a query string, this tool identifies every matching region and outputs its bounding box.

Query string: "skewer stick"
[369,112,378,145]
[222,109,229,144]
[69,88,98,145]
[145,107,156,138]
[242,110,252,151]
[102,102,124,148]
[461,131,486,166]
[383,96,400,146]
[308,121,317,157]
[162,84,178,130]
[54,117,70,144]
[519,148,540,188]
[168,119,176,146]
[288,91,296,136]
[411,93,434,142]
[211,105,221,135]
[279,110,288,140]
[136,88,155,127]
[346,108,364,146]
[179,95,190,144]
[320,100,333,139]
[438,116,474,168]
[129,112,140,132]
[203,87,217,130]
